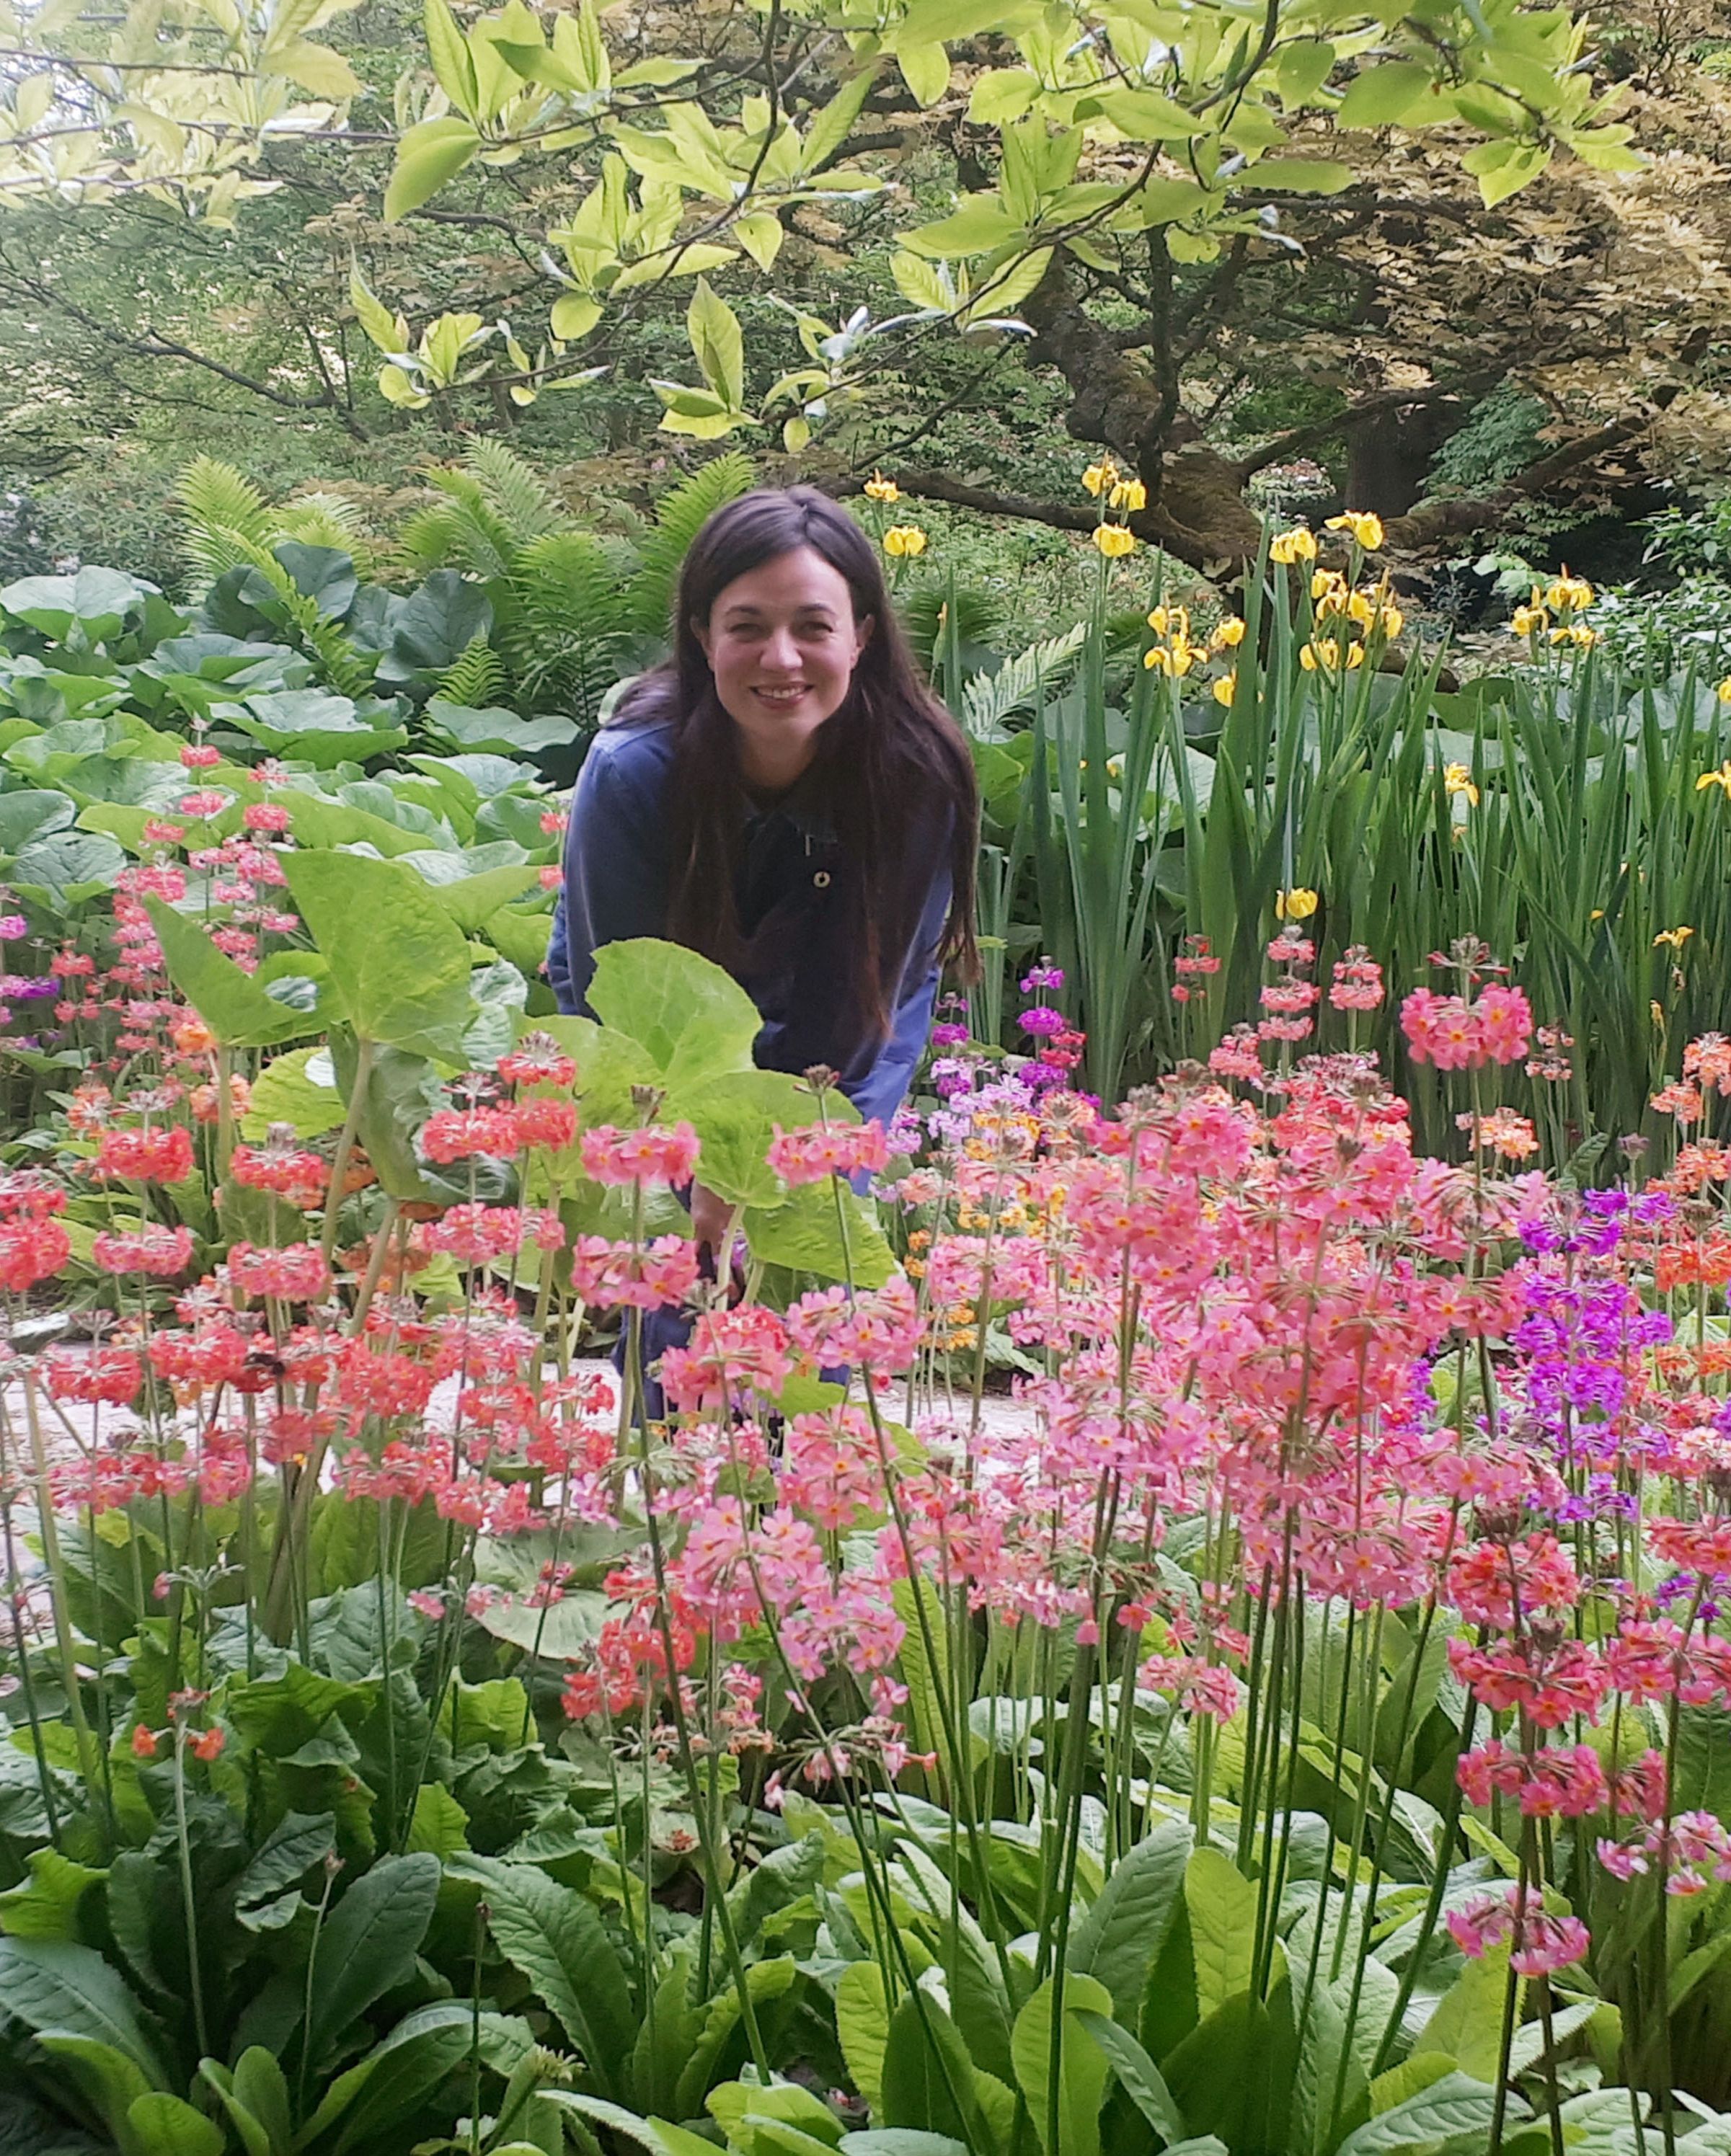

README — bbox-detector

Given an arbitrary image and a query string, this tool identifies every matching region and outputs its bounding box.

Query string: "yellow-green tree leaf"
[902,194,1023,259]
[898,40,950,107]
[422,0,477,115]
[732,211,784,270]
[686,277,745,410]
[1335,60,1431,128]
[384,116,482,221]
[550,292,602,340]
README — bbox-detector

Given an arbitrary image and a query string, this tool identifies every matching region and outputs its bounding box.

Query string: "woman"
[546,484,979,1260]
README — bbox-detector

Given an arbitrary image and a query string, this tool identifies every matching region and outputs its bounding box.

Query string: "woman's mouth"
[753,685,808,706]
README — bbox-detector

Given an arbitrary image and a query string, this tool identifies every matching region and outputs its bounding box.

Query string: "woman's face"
[695,545,872,776]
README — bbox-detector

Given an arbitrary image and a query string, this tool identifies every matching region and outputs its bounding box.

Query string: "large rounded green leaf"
[283,851,474,1057]
[1,567,153,642]
[143,896,312,1048]
[589,936,761,1088]
[0,788,74,851]
[9,828,125,902]
[672,1069,849,1210]
[425,699,573,756]
[242,1046,345,1140]
[743,1181,894,1287]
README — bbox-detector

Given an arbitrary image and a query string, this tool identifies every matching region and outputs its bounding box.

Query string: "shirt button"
[813,870,831,889]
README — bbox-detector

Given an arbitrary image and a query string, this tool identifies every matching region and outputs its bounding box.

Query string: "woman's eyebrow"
[721,601,838,621]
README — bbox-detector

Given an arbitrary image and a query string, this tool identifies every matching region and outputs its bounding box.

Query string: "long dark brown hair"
[610,484,979,1034]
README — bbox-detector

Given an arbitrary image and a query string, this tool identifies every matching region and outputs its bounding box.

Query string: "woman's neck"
[735,726,820,795]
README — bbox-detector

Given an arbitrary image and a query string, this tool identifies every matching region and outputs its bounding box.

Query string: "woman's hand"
[689,1180,734,1267]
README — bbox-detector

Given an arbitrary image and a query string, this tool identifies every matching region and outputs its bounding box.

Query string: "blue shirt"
[546,717,951,1128]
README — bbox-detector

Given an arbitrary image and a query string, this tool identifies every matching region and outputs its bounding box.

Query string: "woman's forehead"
[712,546,855,616]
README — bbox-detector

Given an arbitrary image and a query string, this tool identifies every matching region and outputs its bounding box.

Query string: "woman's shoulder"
[577,704,678,799]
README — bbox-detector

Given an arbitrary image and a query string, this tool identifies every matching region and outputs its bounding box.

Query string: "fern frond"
[500,531,637,723]
[959,624,1089,739]
[625,451,754,638]
[403,469,516,581]
[438,634,508,709]
[275,500,378,581]
[396,502,472,577]
[900,585,1004,667]
[219,533,377,699]
[177,456,274,593]
[465,439,560,548]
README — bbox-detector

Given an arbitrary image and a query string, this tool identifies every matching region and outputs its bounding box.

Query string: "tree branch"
[0,262,338,417]
[838,469,1102,535]
[1231,378,1500,481]
[1384,414,1653,550]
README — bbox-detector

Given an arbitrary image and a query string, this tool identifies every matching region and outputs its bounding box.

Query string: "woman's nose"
[761,626,801,672]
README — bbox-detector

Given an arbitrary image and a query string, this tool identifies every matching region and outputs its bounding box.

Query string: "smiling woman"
[546,485,980,1261]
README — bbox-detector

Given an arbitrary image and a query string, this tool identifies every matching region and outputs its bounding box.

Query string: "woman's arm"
[841,840,953,1129]
[549,730,673,1016]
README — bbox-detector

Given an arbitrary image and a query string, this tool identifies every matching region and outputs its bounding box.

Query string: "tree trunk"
[1345,401,1468,518]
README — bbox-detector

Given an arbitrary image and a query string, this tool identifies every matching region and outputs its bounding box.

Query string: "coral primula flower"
[658,1305,793,1411]
[766,1121,889,1185]
[229,1241,330,1304]
[0,1216,71,1292]
[93,1124,195,1184]
[426,1205,565,1265]
[42,1346,143,1406]
[229,1141,327,1208]
[512,1097,578,1151]
[92,1225,195,1277]
[580,1122,701,1187]
[498,1037,577,1088]
[787,1278,923,1372]
[568,1234,700,1310]
[422,1107,522,1163]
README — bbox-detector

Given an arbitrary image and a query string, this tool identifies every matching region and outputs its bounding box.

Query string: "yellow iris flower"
[1270,527,1319,565]
[1326,510,1385,551]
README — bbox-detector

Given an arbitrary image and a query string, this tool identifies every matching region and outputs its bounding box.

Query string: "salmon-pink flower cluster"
[92,1223,195,1277]
[659,1305,794,1411]
[786,1278,923,1372]
[1401,980,1533,1068]
[0,1214,71,1292]
[580,1122,701,1186]
[426,1205,565,1264]
[229,1140,327,1206]
[766,1119,890,1184]
[92,1123,195,1183]
[568,1233,700,1310]
[229,1241,329,1303]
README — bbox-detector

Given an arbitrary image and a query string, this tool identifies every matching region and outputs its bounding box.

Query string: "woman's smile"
[695,546,875,787]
